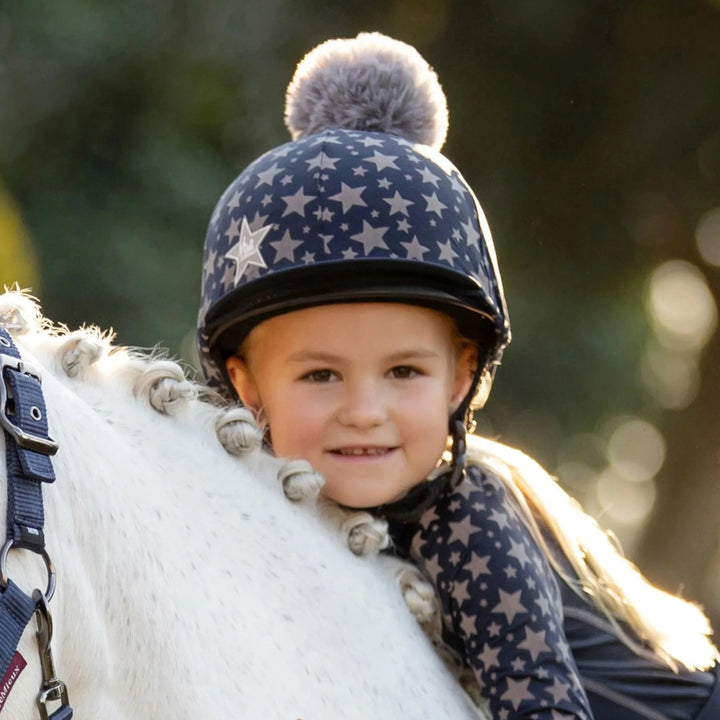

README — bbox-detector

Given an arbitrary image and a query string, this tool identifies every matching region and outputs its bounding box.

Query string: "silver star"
[469,551,491,579]
[305,152,339,170]
[447,513,475,546]
[301,251,315,264]
[493,589,526,623]
[366,151,399,171]
[459,610,477,638]
[418,166,441,186]
[461,219,482,248]
[424,191,447,216]
[281,187,314,217]
[547,677,571,704]
[255,163,282,187]
[341,247,358,259]
[535,593,551,617]
[351,220,389,254]
[453,578,471,604]
[309,133,343,146]
[437,240,458,262]
[480,643,501,670]
[508,538,531,568]
[270,230,302,263]
[401,236,429,261]
[450,172,467,198]
[203,249,217,277]
[503,677,534,710]
[518,628,550,662]
[489,508,510,531]
[225,217,242,240]
[224,216,271,283]
[227,190,243,209]
[359,136,384,147]
[384,190,414,216]
[221,262,236,291]
[329,182,367,213]
[397,218,411,233]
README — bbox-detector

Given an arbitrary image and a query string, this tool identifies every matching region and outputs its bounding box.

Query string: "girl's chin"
[319,481,411,509]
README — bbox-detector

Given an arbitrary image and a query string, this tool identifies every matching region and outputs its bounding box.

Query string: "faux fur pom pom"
[285,32,449,151]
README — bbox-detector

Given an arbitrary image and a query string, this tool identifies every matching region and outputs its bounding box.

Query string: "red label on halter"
[0,652,26,713]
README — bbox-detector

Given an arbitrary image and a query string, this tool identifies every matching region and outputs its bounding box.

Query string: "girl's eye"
[390,365,419,379]
[301,369,336,383]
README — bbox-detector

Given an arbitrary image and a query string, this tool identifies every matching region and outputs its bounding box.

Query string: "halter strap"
[0,325,69,718]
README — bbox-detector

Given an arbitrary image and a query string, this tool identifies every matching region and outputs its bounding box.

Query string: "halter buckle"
[0,353,59,456]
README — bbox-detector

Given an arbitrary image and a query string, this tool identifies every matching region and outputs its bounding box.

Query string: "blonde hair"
[464,433,718,672]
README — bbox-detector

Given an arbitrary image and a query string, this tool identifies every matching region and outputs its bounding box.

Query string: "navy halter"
[0,325,72,719]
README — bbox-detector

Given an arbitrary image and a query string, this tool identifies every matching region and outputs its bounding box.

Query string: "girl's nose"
[337,381,388,429]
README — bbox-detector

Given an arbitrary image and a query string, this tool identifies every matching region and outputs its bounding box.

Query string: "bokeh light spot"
[696,208,720,267]
[646,260,717,352]
[595,468,657,525]
[640,343,700,409]
[607,418,665,482]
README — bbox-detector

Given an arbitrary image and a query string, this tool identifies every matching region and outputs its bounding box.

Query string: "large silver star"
[305,152,339,170]
[437,239,458,262]
[547,677,571,704]
[518,628,550,661]
[224,216,271,284]
[424,191,447,217]
[419,166,441,186]
[202,249,217,278]
[351,220,389,254]
[366,151,399,171]
[270,230,303,263]
[492,589,526,623]
[384,190,414,216]
[461,218,482,249]
[255,163,282,187]
[329,182,367,213]
[503,677,534,710]
[401,236,429,260]
[281,186,314,217]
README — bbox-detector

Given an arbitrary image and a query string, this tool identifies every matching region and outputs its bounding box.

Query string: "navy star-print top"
[385,464,718,720]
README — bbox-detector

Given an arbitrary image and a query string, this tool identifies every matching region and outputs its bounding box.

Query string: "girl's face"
[226,303,476,509]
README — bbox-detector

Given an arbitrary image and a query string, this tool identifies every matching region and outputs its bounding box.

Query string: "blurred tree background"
[2,0,720,628]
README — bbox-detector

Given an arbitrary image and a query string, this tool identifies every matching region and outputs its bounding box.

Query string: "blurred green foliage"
[2,0,720,622]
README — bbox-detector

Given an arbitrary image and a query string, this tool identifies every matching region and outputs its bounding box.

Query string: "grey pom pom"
[285,32,448,151]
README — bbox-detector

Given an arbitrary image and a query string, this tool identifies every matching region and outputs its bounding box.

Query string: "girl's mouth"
[331,447,394,456]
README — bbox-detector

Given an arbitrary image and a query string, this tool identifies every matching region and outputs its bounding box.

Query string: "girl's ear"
[449,343,478,414]
[225,356,261,410]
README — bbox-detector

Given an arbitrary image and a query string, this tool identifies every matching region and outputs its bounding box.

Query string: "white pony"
[0,291,488,719]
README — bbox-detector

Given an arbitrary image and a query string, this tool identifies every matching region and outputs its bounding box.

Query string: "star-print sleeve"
[409,467,595,719]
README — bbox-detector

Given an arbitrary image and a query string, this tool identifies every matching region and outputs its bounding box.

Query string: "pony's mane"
[0,289,489,719]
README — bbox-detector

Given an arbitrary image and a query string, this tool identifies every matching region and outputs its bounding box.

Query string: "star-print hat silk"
[198,33,511,406]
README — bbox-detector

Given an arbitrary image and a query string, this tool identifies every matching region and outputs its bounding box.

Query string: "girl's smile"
[226,302,476,508]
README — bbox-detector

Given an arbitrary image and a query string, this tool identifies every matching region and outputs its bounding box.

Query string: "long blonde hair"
[464,433,718,672]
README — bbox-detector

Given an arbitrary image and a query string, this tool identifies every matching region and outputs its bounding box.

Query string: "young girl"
[197,33,719,719]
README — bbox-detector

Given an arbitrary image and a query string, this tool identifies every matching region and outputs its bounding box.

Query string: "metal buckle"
[0,353,59,456]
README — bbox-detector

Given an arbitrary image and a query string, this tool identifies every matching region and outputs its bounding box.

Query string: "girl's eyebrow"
[287,351,344,363]
[287,348,441,363]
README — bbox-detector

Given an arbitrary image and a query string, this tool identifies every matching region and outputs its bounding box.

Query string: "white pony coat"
[0,293,485,719]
